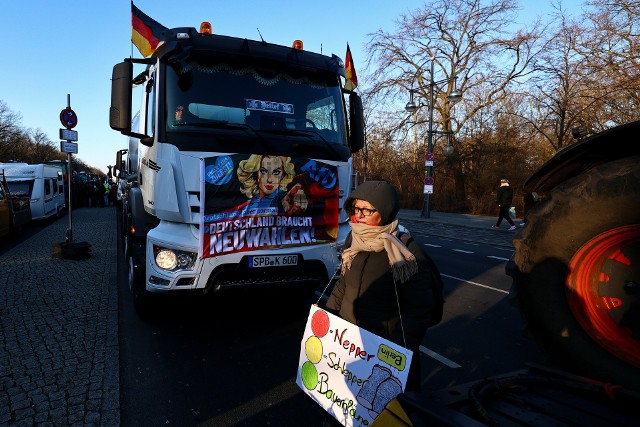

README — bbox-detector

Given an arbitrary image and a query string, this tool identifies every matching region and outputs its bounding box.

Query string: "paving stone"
[0,207,119,426]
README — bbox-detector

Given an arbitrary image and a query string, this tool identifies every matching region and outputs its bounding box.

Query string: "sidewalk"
[398,209,521,230]
[0,207,119,427]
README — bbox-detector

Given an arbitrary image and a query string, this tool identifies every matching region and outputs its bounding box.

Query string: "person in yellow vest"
[101,178,110,208]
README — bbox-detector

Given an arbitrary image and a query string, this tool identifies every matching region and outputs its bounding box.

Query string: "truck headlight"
[153,245,196,271]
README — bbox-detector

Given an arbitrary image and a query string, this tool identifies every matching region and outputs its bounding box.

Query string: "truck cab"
[110,25,364,313]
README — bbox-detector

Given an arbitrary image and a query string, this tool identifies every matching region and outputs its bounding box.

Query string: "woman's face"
[351,199,381,226]
[257,156,284,196]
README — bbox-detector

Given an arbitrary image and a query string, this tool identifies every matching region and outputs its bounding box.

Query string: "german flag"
[344,44,358,91]
[131,2,167,57]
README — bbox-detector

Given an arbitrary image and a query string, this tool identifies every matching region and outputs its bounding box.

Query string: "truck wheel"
[510,156,640,390]
[129,245,153,317]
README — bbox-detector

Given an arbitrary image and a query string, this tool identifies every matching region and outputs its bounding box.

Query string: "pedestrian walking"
[492,178,516,230]
[325,180,437,395]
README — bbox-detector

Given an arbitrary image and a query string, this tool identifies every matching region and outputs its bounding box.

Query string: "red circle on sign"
[425,177,434,185]
[311,309,330,337]
[60,107,78,129]
[425,152,435,161]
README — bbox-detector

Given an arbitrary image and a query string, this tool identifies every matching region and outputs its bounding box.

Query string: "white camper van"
[0,163,65,220]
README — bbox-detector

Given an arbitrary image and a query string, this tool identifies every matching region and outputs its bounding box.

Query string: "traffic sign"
[425,177,434,185]
[60,141,78,154]
[425,152,435,161]
[60,128,78,141]
[60,107,78,129]
[423,184,433,194]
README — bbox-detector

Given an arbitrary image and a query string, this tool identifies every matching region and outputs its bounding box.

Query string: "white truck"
[110,24,364,315]
[0,163,65,221]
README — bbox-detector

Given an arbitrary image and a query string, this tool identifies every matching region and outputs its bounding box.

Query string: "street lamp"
[405,59,461,218]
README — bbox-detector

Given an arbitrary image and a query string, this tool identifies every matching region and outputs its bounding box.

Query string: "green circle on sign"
[301,361,318,390]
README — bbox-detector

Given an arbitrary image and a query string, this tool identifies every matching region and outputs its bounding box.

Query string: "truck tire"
[129,242,153,317]
[510,156,640,390]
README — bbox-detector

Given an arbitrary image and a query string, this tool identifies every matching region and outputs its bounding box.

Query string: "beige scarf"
[341,219,418,284]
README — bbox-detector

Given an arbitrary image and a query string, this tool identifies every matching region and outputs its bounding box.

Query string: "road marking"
[420,345,461,368]
[424,243,441,248]
[441,273,509,294]
[487,255,510,261]
[452,249,474,254]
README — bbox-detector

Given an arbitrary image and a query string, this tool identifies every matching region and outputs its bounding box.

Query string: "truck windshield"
[163,55,348,157]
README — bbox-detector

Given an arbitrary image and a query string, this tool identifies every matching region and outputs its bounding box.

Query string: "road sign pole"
[60,93,79,243]
[67,152,73,242]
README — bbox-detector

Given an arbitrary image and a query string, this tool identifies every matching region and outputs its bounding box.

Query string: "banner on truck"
[297,306,413,427]
[200,154,339,258]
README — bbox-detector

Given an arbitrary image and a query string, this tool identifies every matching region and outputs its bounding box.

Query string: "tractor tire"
[509,156,640,390]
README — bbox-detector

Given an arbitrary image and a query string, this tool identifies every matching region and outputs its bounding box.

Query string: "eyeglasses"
[348,206,378,217]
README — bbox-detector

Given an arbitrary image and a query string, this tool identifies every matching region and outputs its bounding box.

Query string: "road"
[411,232,545,391]
[118,219,546,426]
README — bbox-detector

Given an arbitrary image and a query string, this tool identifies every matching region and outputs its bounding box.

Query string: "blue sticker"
[205,156,234,185]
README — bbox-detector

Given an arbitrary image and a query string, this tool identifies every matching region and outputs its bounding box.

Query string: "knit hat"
[344,180,399,225]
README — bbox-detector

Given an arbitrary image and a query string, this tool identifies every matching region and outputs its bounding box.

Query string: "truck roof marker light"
[292,40,304,50]
[200,22,212,34]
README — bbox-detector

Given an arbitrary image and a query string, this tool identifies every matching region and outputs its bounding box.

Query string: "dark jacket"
[326,236,434,351]
[326,180,435,351]
[496,184,513,206]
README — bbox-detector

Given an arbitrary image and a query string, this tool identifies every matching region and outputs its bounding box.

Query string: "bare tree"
[28,129,60,163]
[511,5,591,151]
[0,100,23,162]
[364,0,542,209]
[576,0,640,127]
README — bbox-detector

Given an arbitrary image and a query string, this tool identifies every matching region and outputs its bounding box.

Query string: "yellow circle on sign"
[305,336,323,364]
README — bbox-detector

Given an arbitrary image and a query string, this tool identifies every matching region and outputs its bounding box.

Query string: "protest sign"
[297,305,413,426]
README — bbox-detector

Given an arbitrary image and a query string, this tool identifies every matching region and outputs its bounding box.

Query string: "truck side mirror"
[349,93,365,153]
[115,150,123,175]
[115,149,127,175]
[110,62,133,133]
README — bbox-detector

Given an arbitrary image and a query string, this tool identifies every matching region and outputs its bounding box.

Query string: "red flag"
[344,44,358,91]
[131,2,167,57]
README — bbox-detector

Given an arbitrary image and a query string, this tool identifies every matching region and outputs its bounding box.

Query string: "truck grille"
[206,260,328,290]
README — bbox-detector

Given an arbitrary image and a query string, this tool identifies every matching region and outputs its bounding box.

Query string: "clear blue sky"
[1,0,582,174]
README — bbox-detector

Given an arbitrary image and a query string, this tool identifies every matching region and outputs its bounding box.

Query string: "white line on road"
[487,255,510,261]
[452,249,474,254]
[420,345,461,368]
[423,243,442,248]
[441,273,509,294]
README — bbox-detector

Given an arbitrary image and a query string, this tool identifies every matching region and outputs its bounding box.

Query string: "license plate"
[249,254,299,268]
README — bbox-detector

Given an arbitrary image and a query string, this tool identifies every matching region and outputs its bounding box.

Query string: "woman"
[325,180,435,393]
